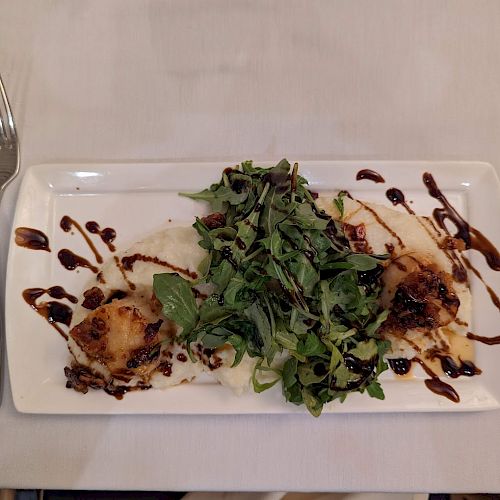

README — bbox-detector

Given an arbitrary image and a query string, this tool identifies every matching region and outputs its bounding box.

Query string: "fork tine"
[0,74,17,143]
[0,112,7,145]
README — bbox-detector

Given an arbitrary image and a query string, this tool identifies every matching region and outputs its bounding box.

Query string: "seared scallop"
[69,298,170,380]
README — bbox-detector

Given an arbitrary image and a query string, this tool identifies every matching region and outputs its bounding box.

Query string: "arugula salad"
[153,159,390,416]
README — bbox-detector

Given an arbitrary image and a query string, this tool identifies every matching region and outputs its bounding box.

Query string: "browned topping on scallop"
[144,319,163,342]
[64,363,107,394]
[127,343,161,369]
[82,286,105,310]
[382,267,460,335]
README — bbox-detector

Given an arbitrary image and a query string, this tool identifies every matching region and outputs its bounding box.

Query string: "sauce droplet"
[356,169,385,183]
[15,227,51,252]
[58,249,98,273]
[385,188,416,215]
[23,287,75,339]
[424,378,460,403]
[85,221,116,252]
[388,358,412,375]
[431,354,482,378]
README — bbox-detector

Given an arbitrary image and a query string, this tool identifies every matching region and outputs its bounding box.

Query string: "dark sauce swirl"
[60,216,103,264]
[423,173,500,272]
[15,227,50,252]
[388,358,412,376]
[58,249,98,273]
[356,169,385,183]
[85,221,116,252]
[121,253,198,280]
[23,287,75,339]
[385,188,415,215]
[466,332,500,346]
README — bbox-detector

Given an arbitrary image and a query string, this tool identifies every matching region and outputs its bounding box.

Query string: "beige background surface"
[1,0,500,492]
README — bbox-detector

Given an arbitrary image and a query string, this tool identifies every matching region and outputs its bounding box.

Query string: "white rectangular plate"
[6,161,500,414]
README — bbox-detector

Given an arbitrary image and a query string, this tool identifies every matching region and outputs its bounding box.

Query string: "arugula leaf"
[365,310,389,337]
[153,273,198,338]
[297,334,326,357]
[244,303,275,362]
[346,253,380,272]
[180,185,248,212]
[274,321,299,350]
[298,361,329,386]
[366,380,385,400]
[349,339,378,361]
[252,359,281,393]
[292,204,329,230]
[199,294,233,323]
[302,388,323,417]
[334,191,346,219]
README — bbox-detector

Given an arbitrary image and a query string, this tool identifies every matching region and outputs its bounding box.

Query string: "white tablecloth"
[1,0,499,492]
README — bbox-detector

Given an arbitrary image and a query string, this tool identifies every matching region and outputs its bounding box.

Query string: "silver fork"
[0,75,19,189]
[0,74,20,405]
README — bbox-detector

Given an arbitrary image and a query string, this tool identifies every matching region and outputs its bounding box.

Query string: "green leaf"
[199,295,233,323]
[365,309,389,337]
[197,253,212,277]
[192,218,213,250]
[292,204,329,230]
[297,361,328,386]
[346,254,379,272]
[349,339,378,361]
[252,359,281,393]
[260,186,297,237]
[366,380,385,400]
[282,357,298,388]
[333,192,346,219]
[153,273,199,338]
[288,254,320,297]
[332,363,358,389]
[266,159,291,188]
[180,185,248,211]
[274,322,299,351]
[328,343,343,373]
[244,303,274,361]
[210,260,236,292]
[223,274,254,309]
[227,334,247,367]
[297,335,326,357]
[302,388,323,417]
